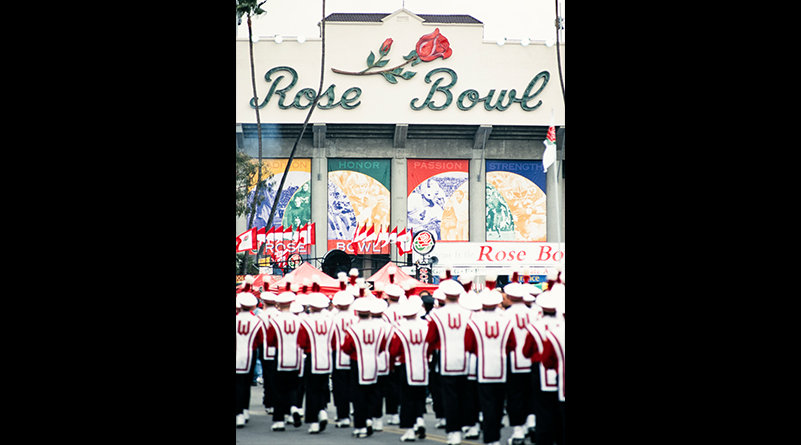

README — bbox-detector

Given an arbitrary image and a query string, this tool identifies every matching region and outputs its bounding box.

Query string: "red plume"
[485,273,497,291]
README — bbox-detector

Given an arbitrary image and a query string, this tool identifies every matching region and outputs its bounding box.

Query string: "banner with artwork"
[246,158,312,230]
[407,159,469,241]
[328,159,391,253]
[485,160,547,241]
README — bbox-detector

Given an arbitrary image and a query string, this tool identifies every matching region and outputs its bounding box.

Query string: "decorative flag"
[297,223,308,245]
[292,224,301,244]
[283,225,293,241]
[377,225,390,248]
[264,226,276,244]
[354,223,367,244]
[307,222,316,246]
[389,226,398,246]
[396,227,412,255]
[236,227,257,252]
[256,226,266,245]
[273,246,288,269]
[542,125,557,173]
[364,224,376,243]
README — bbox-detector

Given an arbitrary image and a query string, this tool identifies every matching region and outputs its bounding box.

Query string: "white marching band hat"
[236,293,258,308]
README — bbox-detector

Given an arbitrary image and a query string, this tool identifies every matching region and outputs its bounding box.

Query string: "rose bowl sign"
[418,242,564,268]
[236,8,565,127]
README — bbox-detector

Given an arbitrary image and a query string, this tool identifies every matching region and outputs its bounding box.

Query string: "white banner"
[417,242,564,268]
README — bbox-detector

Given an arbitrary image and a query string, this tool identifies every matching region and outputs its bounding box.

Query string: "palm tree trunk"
[242,11,263,275]
[262,0,326,266]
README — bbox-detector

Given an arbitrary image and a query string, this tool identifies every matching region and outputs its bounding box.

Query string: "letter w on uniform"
[448,314,461,329]
[485,321,500,339]
[238,321,251,335]
[363,330,376,345]
[410,330,424,345]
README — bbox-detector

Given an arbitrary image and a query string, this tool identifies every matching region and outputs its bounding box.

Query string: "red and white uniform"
[341,319,387,385]
[464,311,516,384]
[331,308,357,370]
[258,306,280,360]
[503,303,534,374]
[425,304,473,376]
[383,302,405,368]
[299,311,335,374]
[236,311,265,374]
[266,311,303,372]
[389,317,430,386]
[542,324,565,402]
[523,316,560,392]
[375,316,393,376]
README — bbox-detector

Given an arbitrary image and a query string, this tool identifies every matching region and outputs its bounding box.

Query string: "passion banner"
[407,159,469,241]
[485,160,547,242]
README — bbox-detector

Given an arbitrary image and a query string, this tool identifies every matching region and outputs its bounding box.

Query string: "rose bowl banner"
[247,158,312,230]
[485,160,547,242]
[328,159,391,253]
[407,159,469,241]
[419,242,565,268]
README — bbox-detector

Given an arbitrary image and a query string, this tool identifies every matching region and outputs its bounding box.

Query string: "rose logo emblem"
[413,230,436,254]
[332,28,453,84]
[415,28,453,62]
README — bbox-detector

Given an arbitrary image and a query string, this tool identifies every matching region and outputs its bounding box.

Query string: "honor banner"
[328,159,391,254]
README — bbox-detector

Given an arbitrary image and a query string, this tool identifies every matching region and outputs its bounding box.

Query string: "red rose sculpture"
[380,38,393,56]
[416,28,452,62]
[331,29,453,84]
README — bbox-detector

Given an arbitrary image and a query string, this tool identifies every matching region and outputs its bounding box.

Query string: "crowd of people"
[236,266,565,445]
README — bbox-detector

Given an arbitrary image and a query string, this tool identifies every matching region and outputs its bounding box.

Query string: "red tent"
[267,262,342,297]
[367,261,439,294]
[252,273,280,290]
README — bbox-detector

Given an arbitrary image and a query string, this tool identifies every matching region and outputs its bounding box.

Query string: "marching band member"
[464,288,517,445]
[258,292,279,415]
[389,299,430,442]
[341,297,388,438]
[236,293,265,428]
[503,277,537,445]
[330,289,356,428]
[458,289,482,441]
[522,283,564,445]
[382,282,408,427]
[428,288,447,430]
[425,275,472,445]
[298,291,335,434]
[541,287,565,444]
[264,290,304,431]
[520,283,541,438]
[370,298,391,432]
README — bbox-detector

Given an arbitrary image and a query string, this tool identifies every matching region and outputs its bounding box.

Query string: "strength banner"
[407,159,469,241]
[247,158,312,230]
[485,160,547,242]
[328,159,391,253]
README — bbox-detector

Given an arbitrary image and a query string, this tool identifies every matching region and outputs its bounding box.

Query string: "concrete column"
[545,162,564,243]
[311,125,328,258]
[469,156,486,243]
[391,151,407,263]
